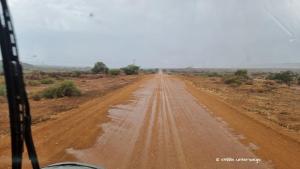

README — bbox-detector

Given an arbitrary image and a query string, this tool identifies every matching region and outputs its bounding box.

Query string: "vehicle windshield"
[1,1,299,169]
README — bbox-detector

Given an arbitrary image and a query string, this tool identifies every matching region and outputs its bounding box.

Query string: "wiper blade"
[0,0,40,169]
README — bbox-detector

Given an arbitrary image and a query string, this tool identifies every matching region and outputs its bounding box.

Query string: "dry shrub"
[266,71,296,86]
[223,69,251,86]
[109,69,121,76]
[38,81,81,99]
[223,76,243,86]
[40,78,55,84]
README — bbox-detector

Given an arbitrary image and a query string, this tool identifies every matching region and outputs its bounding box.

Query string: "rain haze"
[8,0,300,68]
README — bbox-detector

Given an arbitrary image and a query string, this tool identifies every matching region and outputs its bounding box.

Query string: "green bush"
[27,80,41,86]
[91,62,109,74]
[266,71,296,86]
[234,69,249,78]
[0,84,6,96]
[223,76,243,86]
[122,64,140,75]
[223,70,251,86]
[40,81,81,99]
[40,78,55,84]
[109,69,121,76]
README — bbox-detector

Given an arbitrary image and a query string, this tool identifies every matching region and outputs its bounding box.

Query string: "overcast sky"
[6,0,300,68]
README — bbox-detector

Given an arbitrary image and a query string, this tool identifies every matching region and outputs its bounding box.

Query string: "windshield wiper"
[0,0,40,168]
[0,1,103,169]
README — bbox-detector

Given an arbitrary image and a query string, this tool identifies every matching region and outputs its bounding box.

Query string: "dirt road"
[67,73,269,169]
[1,73,298,169]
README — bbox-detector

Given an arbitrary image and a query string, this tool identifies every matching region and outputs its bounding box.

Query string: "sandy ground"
[0,73,299,169]
[0,75,147,169]
[0,75,139,135]
[178,75,300,132]
[182,78,300,169]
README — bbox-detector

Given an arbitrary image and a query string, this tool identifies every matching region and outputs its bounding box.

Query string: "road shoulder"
[179,76,300,169]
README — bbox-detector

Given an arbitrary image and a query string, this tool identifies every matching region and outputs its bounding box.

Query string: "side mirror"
[42,162,104,169]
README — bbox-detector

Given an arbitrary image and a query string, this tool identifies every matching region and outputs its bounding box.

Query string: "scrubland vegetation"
[0,65,142,134]
[0,61,147,102]
[170,68,300,131]
[34,81,81,100]
[109,69,121,76]
[266,71,297,86]
[174,69,300,87]
[223,69,251,86]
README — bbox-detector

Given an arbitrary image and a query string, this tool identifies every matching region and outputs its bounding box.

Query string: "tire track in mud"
[127,82,159,169]
[68,73,270,169]
[161,76,188,169]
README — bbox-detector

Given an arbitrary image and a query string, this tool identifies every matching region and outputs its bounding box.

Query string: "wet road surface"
[68,73,269,169]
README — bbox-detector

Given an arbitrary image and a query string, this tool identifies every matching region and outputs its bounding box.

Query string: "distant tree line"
[91,61,140,75]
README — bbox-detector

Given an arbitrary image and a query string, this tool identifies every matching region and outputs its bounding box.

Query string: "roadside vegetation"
[122,64,140,75]
[171,69,300,87]
[27,78,55,86]
[109,69,121,76]
[28,61,144,101]
[91,62,109,74]
[34,81,81,100]
[223,69,252,86]
[0,61,146,104]
[173,69,252,86]
[266,71,297,86]
[173,68,300,131]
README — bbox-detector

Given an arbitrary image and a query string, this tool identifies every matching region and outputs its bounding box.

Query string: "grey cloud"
[7,0,300,68]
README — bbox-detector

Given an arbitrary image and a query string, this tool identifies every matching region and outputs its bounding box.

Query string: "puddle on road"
[66,78,157,169]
